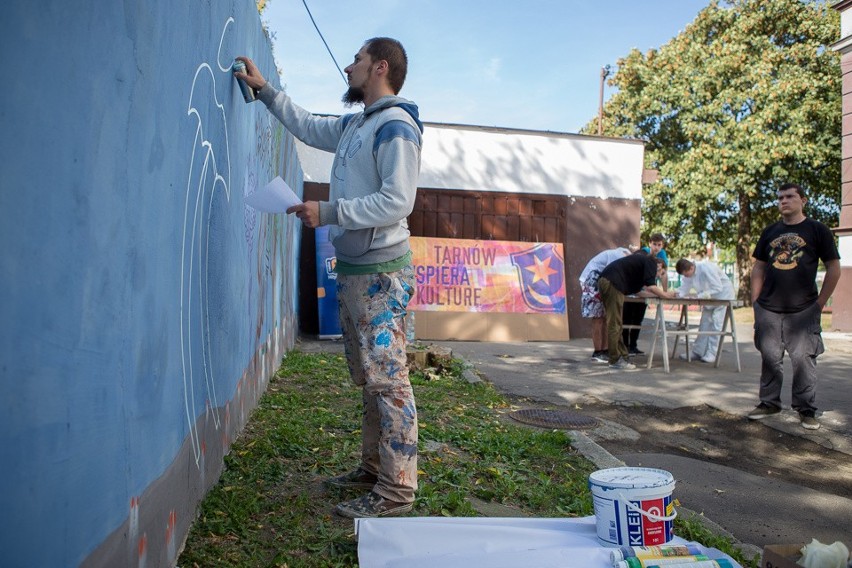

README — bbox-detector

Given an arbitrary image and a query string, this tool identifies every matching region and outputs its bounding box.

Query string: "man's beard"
[342,87,365,107]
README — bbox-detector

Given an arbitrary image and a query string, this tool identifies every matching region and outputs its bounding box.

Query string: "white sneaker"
[678,353,700,361]
[800,412,820,430]
[700,355,716,363]
[609,357,636,370]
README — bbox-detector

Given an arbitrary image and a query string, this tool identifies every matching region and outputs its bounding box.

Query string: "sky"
[259,0,711,133]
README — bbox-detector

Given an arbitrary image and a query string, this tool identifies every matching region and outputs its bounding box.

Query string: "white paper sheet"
[354,516,742,568]
[244,176,301,212]
[356,516,607,568]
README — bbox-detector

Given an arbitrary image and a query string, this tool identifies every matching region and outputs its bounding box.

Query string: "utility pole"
[598,64,612,136]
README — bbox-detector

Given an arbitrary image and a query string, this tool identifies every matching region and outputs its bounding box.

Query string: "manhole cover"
[508,408,599,430]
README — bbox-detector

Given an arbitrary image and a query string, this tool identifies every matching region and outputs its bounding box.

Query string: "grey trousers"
[753,302,824,414]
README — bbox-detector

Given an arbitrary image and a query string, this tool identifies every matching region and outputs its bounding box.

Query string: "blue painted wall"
[0,2,302,566]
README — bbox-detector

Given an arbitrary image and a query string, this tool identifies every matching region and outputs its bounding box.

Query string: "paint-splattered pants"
[337,266,418,503]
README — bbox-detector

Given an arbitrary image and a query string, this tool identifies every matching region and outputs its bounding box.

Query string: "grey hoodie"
[258,84,424,265]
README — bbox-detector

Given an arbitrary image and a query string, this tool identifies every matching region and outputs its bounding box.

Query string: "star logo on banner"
[509,243,567,313]
[524,256,558,284]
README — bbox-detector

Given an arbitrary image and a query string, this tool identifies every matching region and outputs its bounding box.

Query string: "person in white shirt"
[579,247,631,362]
[674,259,735,363]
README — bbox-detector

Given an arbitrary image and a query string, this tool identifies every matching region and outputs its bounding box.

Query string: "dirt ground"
[569,401,852,499]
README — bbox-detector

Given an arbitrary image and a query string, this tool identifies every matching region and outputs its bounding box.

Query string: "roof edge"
[309,113,646,145]
[424,121,647,145]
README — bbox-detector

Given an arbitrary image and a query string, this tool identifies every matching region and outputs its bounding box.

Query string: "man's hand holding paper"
[286,201,321,228]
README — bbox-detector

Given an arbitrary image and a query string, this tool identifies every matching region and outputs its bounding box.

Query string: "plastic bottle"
[611,544,704,565]
[614,556,709,568]
[644,560,734,568]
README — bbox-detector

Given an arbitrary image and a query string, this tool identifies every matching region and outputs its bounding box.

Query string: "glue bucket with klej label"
[588,467,677,548]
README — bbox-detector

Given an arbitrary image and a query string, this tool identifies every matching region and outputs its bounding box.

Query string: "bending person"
[675,258,735,362]
[598,251,676,370]
[579,247,630,363]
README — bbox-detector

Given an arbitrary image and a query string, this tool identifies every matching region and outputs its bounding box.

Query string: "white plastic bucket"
[588,467,677,548]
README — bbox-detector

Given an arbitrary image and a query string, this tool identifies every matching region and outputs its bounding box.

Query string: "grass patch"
[179,350,757,567]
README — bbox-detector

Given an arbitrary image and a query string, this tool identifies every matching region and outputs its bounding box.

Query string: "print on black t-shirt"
[768,233,806,271]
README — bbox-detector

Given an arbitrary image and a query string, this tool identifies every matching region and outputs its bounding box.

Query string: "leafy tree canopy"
[584,0,840,299]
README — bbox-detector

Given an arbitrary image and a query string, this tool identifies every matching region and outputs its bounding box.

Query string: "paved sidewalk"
[434,325,852,453]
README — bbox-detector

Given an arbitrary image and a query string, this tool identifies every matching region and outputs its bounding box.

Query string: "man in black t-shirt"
[598,251,675,369]
[748,183,841,430]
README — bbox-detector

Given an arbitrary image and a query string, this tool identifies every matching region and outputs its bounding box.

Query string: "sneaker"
[609,357,636,370]
[591,351,608,363]
[628,347,645,356]
[325,467,378,490]
[335,491,414,519]
[747,403,781,420]
[799,411,820,430]
[682,353,710,363]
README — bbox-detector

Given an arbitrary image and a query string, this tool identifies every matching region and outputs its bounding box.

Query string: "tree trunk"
[736,191,753,305]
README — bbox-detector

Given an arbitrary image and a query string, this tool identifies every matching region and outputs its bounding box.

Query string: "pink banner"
[410,237,566,313]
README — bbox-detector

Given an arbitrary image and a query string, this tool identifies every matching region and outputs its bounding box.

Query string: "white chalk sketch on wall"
[180,16,236,466]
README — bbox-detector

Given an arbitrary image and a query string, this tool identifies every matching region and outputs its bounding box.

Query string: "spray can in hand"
[232,59,257,103]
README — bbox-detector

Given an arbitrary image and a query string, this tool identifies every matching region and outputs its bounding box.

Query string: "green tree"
[585,0,840,303]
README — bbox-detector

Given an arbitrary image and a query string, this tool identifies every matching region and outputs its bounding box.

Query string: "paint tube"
[614,556,710,568]
[611,544,704,565]
[644,559,734,568]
